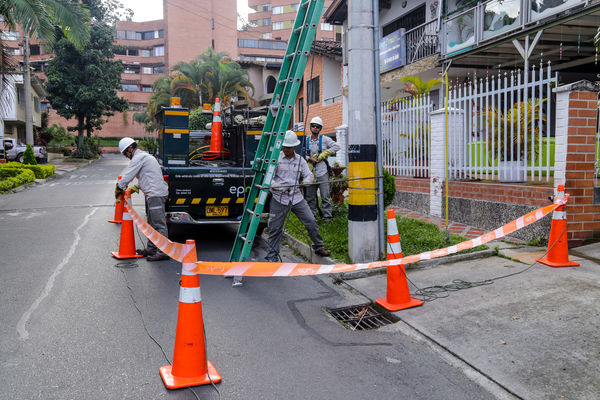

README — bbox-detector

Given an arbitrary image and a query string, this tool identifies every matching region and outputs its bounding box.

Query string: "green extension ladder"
[229,0,325,263]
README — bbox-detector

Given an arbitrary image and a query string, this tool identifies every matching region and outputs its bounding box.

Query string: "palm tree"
[400,76,442,97]
[171,48,253,107]
[1,0,90,131]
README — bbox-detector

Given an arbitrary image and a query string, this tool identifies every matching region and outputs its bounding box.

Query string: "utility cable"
[116,255,220,399]
[397,225,567,303]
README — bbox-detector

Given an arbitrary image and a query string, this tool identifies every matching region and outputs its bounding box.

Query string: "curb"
[282,231,497,280]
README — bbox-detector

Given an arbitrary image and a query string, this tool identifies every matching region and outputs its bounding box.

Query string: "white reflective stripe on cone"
[179,286,201,303]
[553,210,566,220]
[122,210,132,220]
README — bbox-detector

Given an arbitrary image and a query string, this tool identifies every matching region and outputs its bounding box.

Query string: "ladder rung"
[301,1,309,9]
[294,27,303,34]
[286,53,294,60]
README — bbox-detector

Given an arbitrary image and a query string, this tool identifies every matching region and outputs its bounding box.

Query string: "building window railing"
[404,20,440,64]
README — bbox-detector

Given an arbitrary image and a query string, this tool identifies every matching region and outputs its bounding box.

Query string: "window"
[121,84,138,91]
[123,64,140,74]
[17,86,25,105]
[29,45,40,56]
[2,31,19,41]
[41,102,50,111]
[154,46,164,56]
[383,5,426,37]
[307,77,319,105]
[141,86,153,92]
[140,49,151,57]
[126,30,137,40]
[142,66,153,74]
[261,4,270,11]
[34,97,40,112]
[153,65,165,74]
[273,6,283,14]
[114,47,126,56]
[116,30,126,40]
[7,47,21,55]
[321,23,333,31]
[262,18,271,26]
[298,98,304,122]
[273,22,284,30]
[261,33,272,39]
[157,30,164,38]
[142,31,156,40]
[128,49,139,56]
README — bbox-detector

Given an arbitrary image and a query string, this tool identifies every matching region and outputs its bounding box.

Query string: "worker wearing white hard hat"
[265,131,330,260]
[115,137,170,261]
[305,116,340,221]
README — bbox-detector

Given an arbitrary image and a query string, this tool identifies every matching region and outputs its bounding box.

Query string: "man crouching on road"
[115,137,170,262]
[265,130,331,262]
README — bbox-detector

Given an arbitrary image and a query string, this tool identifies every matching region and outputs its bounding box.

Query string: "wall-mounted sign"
[379,28,406,74]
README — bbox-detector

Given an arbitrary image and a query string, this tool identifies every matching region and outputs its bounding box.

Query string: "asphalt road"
[0,154,496,400]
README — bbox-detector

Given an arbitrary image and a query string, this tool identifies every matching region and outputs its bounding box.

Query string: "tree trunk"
[77,117,85,150]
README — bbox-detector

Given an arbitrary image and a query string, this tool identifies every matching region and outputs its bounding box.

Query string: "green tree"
[82,0,133,24]
[23,144,37,165]
[189,108,213,130]
[45,23,128,151]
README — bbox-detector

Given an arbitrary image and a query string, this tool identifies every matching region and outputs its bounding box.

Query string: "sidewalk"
[341,240,600,400]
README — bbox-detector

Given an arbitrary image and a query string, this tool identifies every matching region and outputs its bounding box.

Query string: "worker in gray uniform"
[115,137,170,261]
[304,116,340,221]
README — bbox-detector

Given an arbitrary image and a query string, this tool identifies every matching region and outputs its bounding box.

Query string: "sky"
[124,0,253,25]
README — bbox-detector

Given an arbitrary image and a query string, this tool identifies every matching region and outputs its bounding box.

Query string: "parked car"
[2,137,47,163]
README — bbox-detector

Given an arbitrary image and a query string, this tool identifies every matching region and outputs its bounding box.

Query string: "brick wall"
[298,54,343,136]
[555,85,600,245]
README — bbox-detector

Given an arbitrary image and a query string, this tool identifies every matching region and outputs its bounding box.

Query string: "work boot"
[147,253,169,262]
[315,248,330,257]
[136,248,154,257]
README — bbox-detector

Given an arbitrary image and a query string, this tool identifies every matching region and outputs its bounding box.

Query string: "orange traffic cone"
[203,98,225,160]
[160,240,222,389]
[109,177,124,223]
[376,209,423,311]
[537,185,579,267]
[111,204,143,259]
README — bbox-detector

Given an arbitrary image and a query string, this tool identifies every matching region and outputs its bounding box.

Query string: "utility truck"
[1,137,47,163]
[157,100,269,234]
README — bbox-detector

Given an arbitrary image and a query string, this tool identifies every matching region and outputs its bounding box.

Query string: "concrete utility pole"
[347,1,380,262]
[23,35,34,145]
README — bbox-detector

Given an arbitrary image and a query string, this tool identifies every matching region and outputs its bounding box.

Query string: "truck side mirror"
[4,142,13,150]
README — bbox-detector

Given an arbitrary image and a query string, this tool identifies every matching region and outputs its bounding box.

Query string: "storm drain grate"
[327,303,395,331]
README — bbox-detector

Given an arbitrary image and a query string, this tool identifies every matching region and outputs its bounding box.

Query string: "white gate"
[447,62,558,182]
[381,94,431,178]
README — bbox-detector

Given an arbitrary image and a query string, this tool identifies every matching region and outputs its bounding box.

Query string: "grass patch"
[284,202,487,263]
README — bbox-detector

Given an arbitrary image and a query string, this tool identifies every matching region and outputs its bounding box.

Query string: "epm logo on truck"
[157,100,268,231]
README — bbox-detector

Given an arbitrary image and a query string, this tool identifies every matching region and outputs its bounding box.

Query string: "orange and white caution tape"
[124,191,568,277]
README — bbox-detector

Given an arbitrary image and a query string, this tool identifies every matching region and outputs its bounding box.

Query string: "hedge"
[1,162,56,179]
[0,167,36,192]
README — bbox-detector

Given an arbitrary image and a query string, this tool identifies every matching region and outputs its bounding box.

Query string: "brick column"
[553,80,600,246]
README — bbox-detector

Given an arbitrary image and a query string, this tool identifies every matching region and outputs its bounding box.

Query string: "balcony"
[404,19,440,64]
[442,0,591,57]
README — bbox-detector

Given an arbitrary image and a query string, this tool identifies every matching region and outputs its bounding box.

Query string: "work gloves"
[115,183,124,199]
[129,185,139,194]
[317,150,333,162]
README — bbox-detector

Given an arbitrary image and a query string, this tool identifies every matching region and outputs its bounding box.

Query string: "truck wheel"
[17,153,23,163]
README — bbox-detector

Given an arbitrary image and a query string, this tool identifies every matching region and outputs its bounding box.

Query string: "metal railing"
[446,62,557,182]
[382,94,432,178]
[405,20,440,63]
[443,0,587,56]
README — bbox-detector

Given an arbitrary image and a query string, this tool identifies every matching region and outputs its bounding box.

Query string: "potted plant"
[330,162,348,203]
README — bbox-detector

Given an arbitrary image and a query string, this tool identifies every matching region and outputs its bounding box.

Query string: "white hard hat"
[310,116,323,127]
[283,130,300,147]
[119,137,136,153]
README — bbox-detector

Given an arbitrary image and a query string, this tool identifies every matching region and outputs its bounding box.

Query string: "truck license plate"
[206,205,228,217]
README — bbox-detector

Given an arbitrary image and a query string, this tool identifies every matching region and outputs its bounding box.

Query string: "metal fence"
[382,94,431,178]
[405,20,439,64]
[446,62,557,182]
